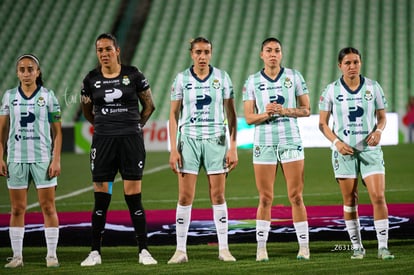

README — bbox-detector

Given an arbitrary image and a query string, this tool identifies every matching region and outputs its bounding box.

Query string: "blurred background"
[1,0,413,151]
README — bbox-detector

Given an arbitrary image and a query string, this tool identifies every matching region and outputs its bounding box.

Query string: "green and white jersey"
[0,86,61,163]
[242,68,309,146]
[318,76,387,151]
[170,65,233,139]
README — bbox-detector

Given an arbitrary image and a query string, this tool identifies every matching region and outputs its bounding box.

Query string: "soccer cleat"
[297,247,310,260]
[80,250,102,266]
[256,248,269,262]
[46,256,59,268]
[4,256,23,268]
[350,247,365,259]
[167,250,188,264]
[378,247,394,260]
[218,249,236,262]
[138,249,157,265]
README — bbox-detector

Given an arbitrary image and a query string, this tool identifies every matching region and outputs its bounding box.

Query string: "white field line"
[24,164,170,210]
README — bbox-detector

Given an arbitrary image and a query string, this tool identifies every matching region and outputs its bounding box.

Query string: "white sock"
[374,219,389,249]
[256,220,270,250]
[9,227,25,258]
[175,204,192,253]
[345,219,363,249]
[45,227,59,258]
[213,203,229,250]
[293,221,309,248]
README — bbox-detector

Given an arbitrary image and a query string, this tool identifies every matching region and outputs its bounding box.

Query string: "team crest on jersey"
[364,90,373,101]
[122,75,130,85]
[37,97,45,107]
[212,79,221,89]
[284,77,292,89]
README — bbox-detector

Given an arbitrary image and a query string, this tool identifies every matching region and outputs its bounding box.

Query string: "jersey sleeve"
[374,81,388,110]
[81,73,93,104]
[222,71,234,100]
[0,91,10,116]
[294,70,309,96]
[318,84,333,112]
[170,73,183,101]
[47,89,62,123]
[134,67,150,93]
[242,75,255,101]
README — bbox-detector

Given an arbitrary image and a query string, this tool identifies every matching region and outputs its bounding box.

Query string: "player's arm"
[375,109,387,131]
[168,100,182,173]
[280,94,311,117]
[49,120,62,178]
[81,96,94,124]
[319,110,353,155]
[318,110,336,143]
[244,100,272,125]
[224,98,238,171]
[138,88,155,127]
[0,115,9,176]
[366,108,387,146]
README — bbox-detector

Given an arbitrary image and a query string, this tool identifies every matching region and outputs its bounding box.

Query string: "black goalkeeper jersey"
[81,65,150,135]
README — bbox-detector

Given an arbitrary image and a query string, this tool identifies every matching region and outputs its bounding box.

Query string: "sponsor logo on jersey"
[195,94,212,110]
[104,88,123,103]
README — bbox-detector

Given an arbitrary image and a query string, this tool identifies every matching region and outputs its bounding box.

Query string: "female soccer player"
[319,47,394,260]
[0,54,62,268]
[168,37,238,264]
[80,33,157,266]
[243,37,310,261]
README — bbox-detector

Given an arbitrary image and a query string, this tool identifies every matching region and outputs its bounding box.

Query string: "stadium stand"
[131,0,414,120]
[0,0,413,125]
[0,0,122,124]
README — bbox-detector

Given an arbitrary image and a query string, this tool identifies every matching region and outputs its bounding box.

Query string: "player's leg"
[168,135,199,264]
[5,163,28,268]
[282,158,309,260]
[361,149,394,260]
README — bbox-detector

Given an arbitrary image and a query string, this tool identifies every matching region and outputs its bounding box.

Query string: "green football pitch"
[0,144,413,274]
[1,144,412,212]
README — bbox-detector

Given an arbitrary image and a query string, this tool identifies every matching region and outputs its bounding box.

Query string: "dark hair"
[16,53,43,86]
[261,37,282,50]
[189,37,212,51]
[95,33,121,64]
[338,47,362,63]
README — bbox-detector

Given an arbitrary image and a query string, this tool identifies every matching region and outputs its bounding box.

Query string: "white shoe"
[167,250,188,264]
[351,247,365,260]
[46,256,60,267]
[297,247,310,260]
[218,249,236,262]
[138,249,157,265]
[4,256,23,268]
[378,247,394,260]
[256,248,269,262]
[80,250,102,266]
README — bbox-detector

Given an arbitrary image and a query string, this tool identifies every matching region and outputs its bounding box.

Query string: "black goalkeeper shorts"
[90,134,146,182]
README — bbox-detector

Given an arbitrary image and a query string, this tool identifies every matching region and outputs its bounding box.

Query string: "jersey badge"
[122,75,130,85]
[37,97,45,107]
[284,77,292,89]
[212,79,221,89]
[364,90,373,101]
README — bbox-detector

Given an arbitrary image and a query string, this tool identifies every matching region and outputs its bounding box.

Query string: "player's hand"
[334,141,354,155]
[226,148,238,172]
[169,149,182,174]
[0,160,7,176]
